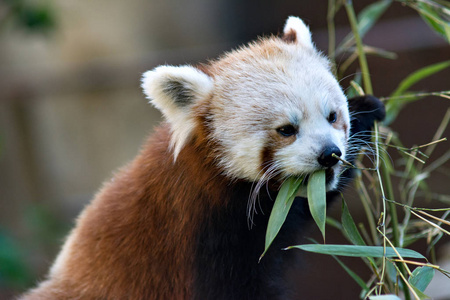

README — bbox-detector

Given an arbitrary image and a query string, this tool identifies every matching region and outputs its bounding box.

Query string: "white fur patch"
[141,65,213,159]
[284,16,313,48]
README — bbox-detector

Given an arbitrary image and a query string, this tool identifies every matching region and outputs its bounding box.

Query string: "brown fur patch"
[342,122,349,140]
[281,29,297,43]
[261,142,275,173]
[195,63,214,77]
[260,131,296,175]
[333,111,348,139]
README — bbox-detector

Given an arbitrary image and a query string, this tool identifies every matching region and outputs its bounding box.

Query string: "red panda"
[20,17,384,300]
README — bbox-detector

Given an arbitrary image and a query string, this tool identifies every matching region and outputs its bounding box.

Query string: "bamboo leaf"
[408,266,435,292]
[409,285,431,300]
[386,259,399,285]
[385,60,450,124]
[344,1,373,94]
[287,244,426,259]
[337,0,392,54]
[307,170,327,242]
[357,0,392,36]
[405,0,450,42]
[341,199,366,246]
[364,45,398,59]
[260,177,303,260]
[390,60,450,98]
[369,295,402,300]
[326,216,342,230]
[421,11,450,42]
[345,76,363,99]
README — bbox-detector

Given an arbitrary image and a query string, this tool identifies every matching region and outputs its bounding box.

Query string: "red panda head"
[141,17,350,192]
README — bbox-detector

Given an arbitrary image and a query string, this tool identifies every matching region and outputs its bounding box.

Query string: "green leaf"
[386,260,399,284]
[260,177,303,260]
[381,149,395,174]
[385,60,450,124]
[336,0,391,55]
[357,0,392,37]
[409,285,431,300]
[407,0,450,42]
[364,45,398,60]
[408,266,435,292]
[307,170,326,242]
[369,295,402,300]
[345,75,363,99]
[287,244,426,259]
[421,12,450,42]
[326,216,342,230]
[428,232,444,254]
[390,60,450,98]
[341,200,366,246]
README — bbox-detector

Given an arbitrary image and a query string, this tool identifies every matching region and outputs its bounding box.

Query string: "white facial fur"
[141,17,350,191]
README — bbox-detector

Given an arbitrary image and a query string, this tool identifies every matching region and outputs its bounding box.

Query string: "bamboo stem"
[344,0,373,95]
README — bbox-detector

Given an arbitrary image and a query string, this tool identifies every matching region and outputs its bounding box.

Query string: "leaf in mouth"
[260,176,303,261]
[261,169,327,260]
[307,170,327,242]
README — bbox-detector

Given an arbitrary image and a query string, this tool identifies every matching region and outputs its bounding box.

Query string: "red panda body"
[20,17,385,300]
[22,125,225,299]
[22,126,301,300]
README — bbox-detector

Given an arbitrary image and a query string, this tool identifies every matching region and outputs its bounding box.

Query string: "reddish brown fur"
[261,131,297,174]
[281,29,297,43]
[333,110,349,140]
[195,63,214,77]
[260,141,275,173]
[20,122,229,300]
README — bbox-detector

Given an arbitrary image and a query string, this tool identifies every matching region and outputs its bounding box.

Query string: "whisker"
[247,162,283,227]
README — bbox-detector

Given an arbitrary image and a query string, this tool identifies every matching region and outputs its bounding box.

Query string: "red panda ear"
[141,65,213,159]
[282,16,314,49]
[142,65,213,111]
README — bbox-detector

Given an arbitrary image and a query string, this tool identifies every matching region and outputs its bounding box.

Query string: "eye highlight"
[276,124,298,137]
[327,112,337,124]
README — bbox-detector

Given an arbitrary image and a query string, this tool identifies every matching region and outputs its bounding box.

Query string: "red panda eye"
[328,112,337,124]
[277,125,297,137]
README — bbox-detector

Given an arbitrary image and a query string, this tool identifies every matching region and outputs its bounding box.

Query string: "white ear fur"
[283,16,313,48]
[141,65,213,160]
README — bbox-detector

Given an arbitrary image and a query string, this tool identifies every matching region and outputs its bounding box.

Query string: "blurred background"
[0,0,449,299]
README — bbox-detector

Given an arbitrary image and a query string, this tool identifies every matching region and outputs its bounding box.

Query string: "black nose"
[318,145,342,168]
